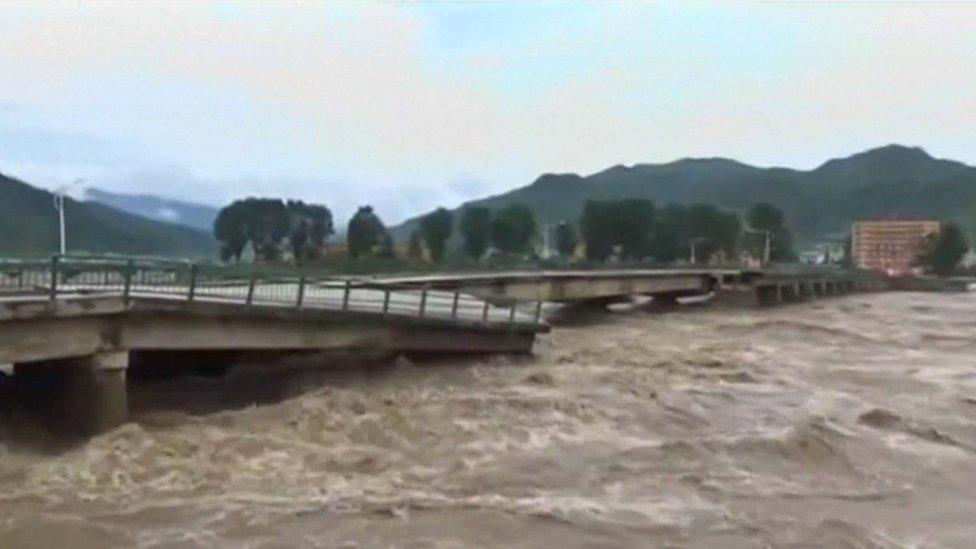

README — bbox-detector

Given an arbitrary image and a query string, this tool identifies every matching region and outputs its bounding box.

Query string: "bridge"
[0,255,886,433]
[0,256,548,433]
[373,267,885,307]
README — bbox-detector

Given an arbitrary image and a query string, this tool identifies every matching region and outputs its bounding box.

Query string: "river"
[1,292,975,548]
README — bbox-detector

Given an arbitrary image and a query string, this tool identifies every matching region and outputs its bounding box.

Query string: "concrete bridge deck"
[0,257,549,433]
[372,267,882,307]
[374,268,755,304]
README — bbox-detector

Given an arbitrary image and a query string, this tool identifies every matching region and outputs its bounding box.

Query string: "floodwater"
[2,292,976,548]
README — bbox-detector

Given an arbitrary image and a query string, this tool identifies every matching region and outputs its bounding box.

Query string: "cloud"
[1,1,975,222]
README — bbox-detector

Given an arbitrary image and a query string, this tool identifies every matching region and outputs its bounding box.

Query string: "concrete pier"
[11,351,128,433]
[72,351,128,433]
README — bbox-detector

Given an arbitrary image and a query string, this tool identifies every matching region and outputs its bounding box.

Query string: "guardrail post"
[342,280,351,311]
[450,291,460,320]
[418,287,428,318]
[187,263,198,302]
[296,276,306,308]
[49,255,59,301]
[534,300,543,323]
[123,259,134,306]
[508,303,517,328]
[246,274,257,305]
[482,300,490,323]
[382,289,391,316]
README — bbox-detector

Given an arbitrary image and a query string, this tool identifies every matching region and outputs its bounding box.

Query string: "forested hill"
[393,145,976,243]
[0,172,217,257]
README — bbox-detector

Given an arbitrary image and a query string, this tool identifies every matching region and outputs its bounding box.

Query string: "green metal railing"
[0,255,546,329]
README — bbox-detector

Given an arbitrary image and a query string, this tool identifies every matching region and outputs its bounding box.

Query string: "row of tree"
[214,196,794,266]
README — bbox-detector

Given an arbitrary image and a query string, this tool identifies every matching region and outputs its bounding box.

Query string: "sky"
[1,0,975,225]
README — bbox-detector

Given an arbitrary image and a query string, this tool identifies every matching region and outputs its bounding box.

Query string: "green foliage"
[652,204,690,262]
[746,202,794,262]
[686,204,740,262]
[347,206,389,259]
[286,200,334,263]
[580,200,655,261]
[0,172,215,258]
[459,207,491,260]
[842,233,854,267]
[555,222,577,258]
[214,198,332,263]
[918,222,969,275]
[490,204,537,254]
[214,204,249,261]
[419,207,453,263]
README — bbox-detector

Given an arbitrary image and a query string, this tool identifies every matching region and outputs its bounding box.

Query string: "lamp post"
[53,178,84,255]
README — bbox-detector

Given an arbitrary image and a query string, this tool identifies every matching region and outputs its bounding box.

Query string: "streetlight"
[53,178,84,255]
[689,237,709,264]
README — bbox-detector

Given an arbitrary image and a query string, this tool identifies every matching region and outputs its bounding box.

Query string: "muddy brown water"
[1,292,975,548]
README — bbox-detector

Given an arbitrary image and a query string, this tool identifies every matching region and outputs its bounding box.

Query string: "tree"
[215,198,333,264]
[459,207,491,260]
[652,204,690,263]
[490,204,537,254]
[247,199,290,262]
[580,201,615,262]
[918,222,969,275]
[286,200,333,263]
[347,206,387,259]
[214,202,249,262]
[615,199,655,259]
[842,232,854,267]
[579,199,655,262]
[555,222,577,258]
[746,202,794,262]
[419,207,453,263]
[687,204,740,263]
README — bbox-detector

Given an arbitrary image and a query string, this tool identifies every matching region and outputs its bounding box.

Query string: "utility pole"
[762,230,771,267]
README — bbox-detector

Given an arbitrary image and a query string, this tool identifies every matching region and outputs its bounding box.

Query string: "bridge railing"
[0,256,546,329]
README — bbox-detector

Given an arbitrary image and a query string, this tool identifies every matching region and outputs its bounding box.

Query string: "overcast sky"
[1,1,975,224]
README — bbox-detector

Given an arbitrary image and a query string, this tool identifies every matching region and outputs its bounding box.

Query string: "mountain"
[84,187,219,232]
[393,145,976,243]
[0,172,217,257]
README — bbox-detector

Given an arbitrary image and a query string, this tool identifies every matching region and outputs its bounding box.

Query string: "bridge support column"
[58,351,129,434]
[755,285,780,307]
[796,282,809,300]
[13,351,129,434]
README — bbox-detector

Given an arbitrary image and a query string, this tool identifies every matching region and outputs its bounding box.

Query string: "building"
[851,218,942,275]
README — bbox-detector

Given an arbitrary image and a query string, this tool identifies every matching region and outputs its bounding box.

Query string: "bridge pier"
[755,285,780,307]
[813,280,825,298]
[13,351,128,434]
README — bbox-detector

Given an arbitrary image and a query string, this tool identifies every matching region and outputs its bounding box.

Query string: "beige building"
[851,219,942,275]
